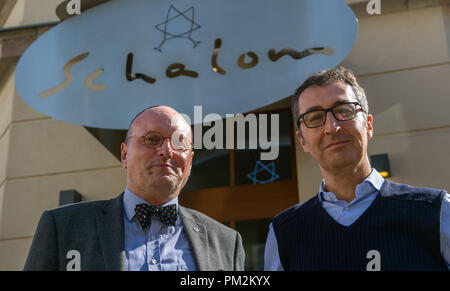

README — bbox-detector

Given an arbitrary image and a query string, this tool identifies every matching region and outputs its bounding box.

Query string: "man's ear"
[120,142,127,168]
[366,114,374,140]
[181,150,195,189]
[296,130,309,153]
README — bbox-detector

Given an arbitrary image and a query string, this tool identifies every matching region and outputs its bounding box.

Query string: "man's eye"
[335,105,354,116]
[336,107,351,114]
[307,112,324,122]
[146,136,160,144]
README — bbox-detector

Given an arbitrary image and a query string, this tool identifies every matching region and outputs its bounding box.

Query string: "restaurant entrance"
[180,108,299,270]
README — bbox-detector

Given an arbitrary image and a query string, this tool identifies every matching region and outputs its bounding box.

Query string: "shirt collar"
[318,168,385,202]
[123,187,179,222]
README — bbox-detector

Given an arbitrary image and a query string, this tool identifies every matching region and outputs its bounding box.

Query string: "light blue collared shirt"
[123,188,197,271]
[264,169,450,270]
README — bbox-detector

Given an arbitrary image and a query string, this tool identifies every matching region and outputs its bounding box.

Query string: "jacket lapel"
[96,193,126,271]
[179,206,210,271]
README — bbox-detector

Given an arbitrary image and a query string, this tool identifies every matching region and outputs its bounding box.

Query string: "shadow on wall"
[84,126,126,161]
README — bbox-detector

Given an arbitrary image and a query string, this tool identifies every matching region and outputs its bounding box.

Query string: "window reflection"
[182,148,230,191]
[183,109,293,191]
[234,110,293,185]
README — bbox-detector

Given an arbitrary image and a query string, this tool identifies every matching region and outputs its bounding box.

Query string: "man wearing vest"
[264,67,450,271]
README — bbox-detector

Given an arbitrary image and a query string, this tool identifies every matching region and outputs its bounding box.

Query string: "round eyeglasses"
[297,102,365,128]
[126,131,192,152]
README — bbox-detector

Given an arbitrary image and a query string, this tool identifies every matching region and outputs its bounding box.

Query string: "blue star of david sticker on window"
[247,161,280,184]
[154,5,201,52]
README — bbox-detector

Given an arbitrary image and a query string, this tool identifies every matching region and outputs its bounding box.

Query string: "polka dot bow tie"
[134,203,177,229]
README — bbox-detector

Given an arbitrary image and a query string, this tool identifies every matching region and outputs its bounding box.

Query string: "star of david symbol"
[154,5,201,52]
[247,161,280,184]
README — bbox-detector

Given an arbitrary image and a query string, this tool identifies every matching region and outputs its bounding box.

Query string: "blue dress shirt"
[264,169,450,270]
[123,188,197,271]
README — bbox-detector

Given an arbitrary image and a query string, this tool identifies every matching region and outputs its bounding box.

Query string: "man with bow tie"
[24,105,245,271]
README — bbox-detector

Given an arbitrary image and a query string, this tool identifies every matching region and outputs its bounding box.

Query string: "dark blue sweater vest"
[272,180,448,271]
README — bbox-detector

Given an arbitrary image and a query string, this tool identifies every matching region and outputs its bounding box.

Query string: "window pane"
[235,219,271,271]
[234,110,293,185]
[235,147,292,185]
[182,148,230,191]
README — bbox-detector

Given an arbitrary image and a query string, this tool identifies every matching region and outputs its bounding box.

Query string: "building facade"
[0,0,449,270]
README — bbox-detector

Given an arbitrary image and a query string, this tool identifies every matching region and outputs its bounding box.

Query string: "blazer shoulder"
[179,206,236,234]
[45,193,123,219]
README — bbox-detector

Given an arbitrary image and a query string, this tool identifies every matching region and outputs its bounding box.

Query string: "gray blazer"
[24,193,245,271]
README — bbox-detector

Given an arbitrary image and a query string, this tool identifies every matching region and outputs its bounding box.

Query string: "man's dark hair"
[291,66,369,135]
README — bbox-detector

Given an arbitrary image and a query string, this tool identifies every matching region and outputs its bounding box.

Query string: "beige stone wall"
[3,0,60,27]
[0,72,126,270]
[296,5,450,202]
[0,0,126,270]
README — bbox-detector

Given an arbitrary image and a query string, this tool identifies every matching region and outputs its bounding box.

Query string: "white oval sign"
[15,0,357,129]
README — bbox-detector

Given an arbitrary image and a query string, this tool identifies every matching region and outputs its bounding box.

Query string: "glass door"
[180,108,298,270]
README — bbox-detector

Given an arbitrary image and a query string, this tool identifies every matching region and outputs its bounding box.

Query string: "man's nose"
[157,138,174,157]
[323,111,341,134]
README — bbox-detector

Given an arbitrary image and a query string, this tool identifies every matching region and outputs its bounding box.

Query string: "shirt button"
[325,195,331,201]
[151,235,156,240]
[151,259,157,264]
[344,207,350,211]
